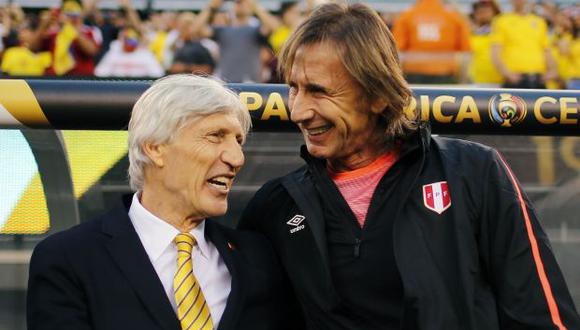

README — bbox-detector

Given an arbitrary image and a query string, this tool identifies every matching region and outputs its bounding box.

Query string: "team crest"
[488,93,527,127]
[423,181,451,215]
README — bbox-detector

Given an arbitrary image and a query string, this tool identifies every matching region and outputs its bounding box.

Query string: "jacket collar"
[101,195,181,330]
[204,220,244,330]
[101,197,246,330]
[282,124,431,307]
[295,123,429,255]
[298,123,431,166]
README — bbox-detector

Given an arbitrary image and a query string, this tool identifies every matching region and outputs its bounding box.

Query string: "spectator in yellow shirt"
[548,11,576,89]
[491,0,558,88]
[566,10,580,89]
[1,19,51,76]
[469,0,502,85]
[268,1,302,55]
[568,37,580,89]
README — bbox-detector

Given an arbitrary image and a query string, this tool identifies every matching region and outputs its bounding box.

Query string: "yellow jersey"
[1,47,52,76]
[491,13,549,74]
[148,31,167,64]
[469,31,502,84]
[269,25,291,55]
[570,39,580,79]
[547,33,574,88]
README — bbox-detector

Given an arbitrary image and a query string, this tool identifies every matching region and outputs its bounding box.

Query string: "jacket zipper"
[354,238,361,258]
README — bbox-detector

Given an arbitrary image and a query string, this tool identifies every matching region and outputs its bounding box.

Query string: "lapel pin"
[227,242,236,250]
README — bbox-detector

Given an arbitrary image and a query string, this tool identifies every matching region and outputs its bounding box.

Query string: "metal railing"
[0,79,578,135]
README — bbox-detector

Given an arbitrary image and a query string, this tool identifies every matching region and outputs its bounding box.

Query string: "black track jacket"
[239,125,580,329]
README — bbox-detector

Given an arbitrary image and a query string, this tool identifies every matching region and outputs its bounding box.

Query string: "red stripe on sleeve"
[496,151,566,330]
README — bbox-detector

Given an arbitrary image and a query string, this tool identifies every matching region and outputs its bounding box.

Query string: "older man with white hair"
[27,75,304,330]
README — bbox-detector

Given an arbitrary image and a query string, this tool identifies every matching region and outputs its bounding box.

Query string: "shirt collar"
[128,193,210,262]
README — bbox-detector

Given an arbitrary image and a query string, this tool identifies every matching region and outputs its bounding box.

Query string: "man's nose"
[222,140,245,170]
[289,91,315,124]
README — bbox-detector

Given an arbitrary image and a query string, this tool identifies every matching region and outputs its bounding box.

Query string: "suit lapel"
[101,198,180,330]
[204,220,244,330]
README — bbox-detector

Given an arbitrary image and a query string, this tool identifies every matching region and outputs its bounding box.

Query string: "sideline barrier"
[0,79,578,135]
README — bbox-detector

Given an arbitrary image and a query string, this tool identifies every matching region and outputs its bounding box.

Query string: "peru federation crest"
[423,181,451,215]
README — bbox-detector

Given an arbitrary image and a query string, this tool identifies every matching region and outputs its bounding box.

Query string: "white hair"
[128,74,251,191]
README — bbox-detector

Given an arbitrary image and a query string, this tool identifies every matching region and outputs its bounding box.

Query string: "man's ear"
[370,97,389,115]
[142,142,166,167]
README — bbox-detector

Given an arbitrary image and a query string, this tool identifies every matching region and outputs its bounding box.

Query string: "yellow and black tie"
[174,233,213,330]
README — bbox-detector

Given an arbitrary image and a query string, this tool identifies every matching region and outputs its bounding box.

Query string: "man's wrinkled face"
[288,42,382,167]
[152,112,245,219]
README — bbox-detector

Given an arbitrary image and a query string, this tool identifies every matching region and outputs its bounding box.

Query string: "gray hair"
[128,74,251,191]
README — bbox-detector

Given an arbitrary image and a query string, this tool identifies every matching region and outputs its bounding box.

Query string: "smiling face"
[144,112,245,221]
[288,42,385,170]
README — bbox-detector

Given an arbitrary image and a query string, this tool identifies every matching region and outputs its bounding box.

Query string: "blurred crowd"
[0,0,578,89]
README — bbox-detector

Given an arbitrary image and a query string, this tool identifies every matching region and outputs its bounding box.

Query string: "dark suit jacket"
[27,196,303,330]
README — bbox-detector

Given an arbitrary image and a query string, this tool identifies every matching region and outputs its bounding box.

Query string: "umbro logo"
[287,215,305,234]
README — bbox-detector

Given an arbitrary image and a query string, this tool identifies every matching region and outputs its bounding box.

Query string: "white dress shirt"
[128,193,231,328]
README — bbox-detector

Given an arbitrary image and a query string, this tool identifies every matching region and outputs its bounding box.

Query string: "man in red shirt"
[35,1,100,76]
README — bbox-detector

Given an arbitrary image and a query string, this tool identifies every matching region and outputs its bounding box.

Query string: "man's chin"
[209,206,228,218]
[305,144,334,160]
[199,199,228,219]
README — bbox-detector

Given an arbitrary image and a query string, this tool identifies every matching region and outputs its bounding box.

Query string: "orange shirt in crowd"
[392,0,471,76]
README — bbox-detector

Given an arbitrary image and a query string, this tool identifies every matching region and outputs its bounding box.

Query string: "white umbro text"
[287,215,306,234]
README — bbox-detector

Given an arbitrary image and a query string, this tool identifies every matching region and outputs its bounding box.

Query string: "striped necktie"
[174,233,213,330]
